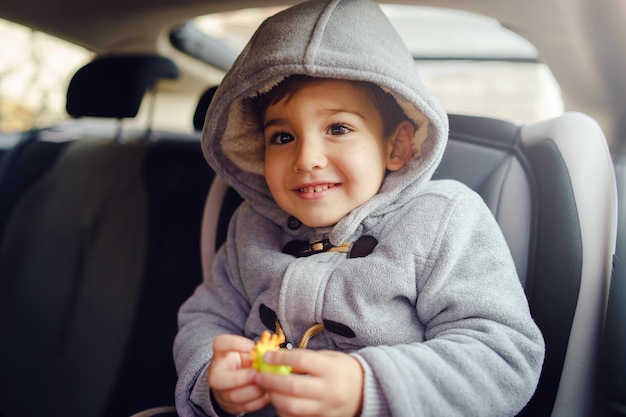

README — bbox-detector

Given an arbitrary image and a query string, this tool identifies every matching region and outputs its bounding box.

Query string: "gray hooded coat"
[174,0,545,416]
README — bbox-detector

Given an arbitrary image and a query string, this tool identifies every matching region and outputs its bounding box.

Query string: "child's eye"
[268,132,294,145]
[328,124,351,135]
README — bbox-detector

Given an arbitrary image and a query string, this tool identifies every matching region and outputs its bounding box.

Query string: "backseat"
[0,55,214,417]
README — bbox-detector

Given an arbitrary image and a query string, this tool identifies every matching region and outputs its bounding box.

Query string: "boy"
[174,1,545,416]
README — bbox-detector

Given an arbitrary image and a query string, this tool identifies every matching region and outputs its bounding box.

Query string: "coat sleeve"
[173,209,251,417]
[353,188,545,417]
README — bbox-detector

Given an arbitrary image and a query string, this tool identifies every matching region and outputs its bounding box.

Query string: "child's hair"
[250,74,414,138]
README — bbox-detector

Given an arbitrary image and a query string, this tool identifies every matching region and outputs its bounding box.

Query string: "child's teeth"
[300,184,331,193]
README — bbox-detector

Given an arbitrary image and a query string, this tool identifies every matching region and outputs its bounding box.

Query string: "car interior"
[0,1,624,417]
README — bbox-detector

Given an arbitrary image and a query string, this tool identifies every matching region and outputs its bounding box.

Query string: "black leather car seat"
[0,54,214,417]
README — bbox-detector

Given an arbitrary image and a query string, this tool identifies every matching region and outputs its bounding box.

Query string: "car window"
[0,18,194,136]
[187,4,564,124]
[0,19,93,133]
[0,5,565,136]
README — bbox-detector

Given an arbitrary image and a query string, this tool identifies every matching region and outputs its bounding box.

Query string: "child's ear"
[386,120,415,172]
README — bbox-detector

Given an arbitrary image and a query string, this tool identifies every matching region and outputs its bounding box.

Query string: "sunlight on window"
[192,5,564,125]
[0,19,93,132]
[418,61,563,123]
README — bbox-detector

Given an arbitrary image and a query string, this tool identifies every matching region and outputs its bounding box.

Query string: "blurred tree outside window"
[0,19,92,133]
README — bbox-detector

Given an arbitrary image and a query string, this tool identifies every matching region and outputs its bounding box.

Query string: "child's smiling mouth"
[294,183,339,198]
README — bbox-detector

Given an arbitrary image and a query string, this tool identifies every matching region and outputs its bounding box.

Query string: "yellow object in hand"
[250,330,293,375]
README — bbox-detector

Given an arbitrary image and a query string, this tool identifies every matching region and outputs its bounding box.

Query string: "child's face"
[262,79,393,228]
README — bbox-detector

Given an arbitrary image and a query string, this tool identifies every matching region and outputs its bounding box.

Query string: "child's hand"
[208,334,270,415]
[254,348,364,417]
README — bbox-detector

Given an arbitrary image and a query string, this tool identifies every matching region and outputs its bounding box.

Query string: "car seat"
[601,152,626,417]
[66,54,179,140]
[193,85,218,132]
[0,54,213,417]
[191,112,617,417]
[440,113,616,416]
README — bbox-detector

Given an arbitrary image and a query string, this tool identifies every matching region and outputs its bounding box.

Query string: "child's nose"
[293,137,327,172]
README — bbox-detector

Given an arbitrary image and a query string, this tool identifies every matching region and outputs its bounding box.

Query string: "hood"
[202,0,449,243]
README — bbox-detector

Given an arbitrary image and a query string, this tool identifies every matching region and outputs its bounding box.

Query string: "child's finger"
[208,367,256,390]
[254,363,326,403]
[214,383,270,416]
[215,378,267,405]
[263,348,323,375]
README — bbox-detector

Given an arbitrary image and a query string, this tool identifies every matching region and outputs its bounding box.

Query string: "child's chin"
[289,207,351,228]
[299,216,341,228]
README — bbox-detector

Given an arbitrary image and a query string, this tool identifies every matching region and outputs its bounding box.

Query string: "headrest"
[193,85,218,131]
[66,55,179,118]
